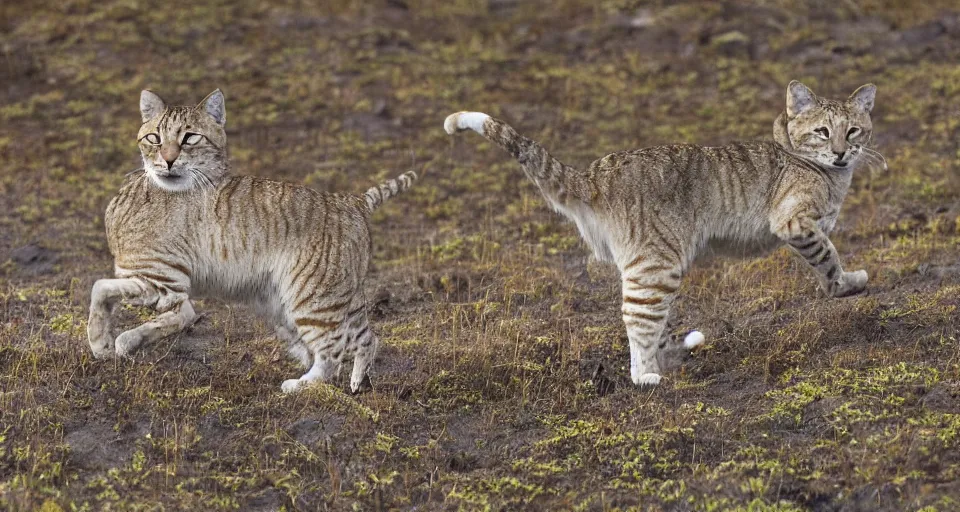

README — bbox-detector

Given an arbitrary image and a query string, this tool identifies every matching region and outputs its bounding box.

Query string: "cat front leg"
[774,216,867,297]
[115,298,197,357]
[620,258,682,388]
[88,278,159,358]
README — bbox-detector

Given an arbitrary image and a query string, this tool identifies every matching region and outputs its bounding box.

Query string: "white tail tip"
[683,330,705,349]
[444,111,489,136]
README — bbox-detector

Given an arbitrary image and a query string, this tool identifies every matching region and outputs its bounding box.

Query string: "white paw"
[281,379,303,394]
[443,112,489,135]
[683,330,705,349]
[115,330,142,358]
[88,333,116,359]
[87,317,115,357]
[632,373,662,388]
[833,269,869,297]
[350,373,372,395]
[849,269,868,286]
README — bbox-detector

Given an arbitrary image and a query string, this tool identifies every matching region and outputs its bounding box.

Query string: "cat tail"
[364,171,418,211]
[444,112,590,203]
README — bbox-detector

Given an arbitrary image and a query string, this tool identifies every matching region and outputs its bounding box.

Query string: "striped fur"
[365,171,418,210]
[88,90,418,394]
[445,81,878,387]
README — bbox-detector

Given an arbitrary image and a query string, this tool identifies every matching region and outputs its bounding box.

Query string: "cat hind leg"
[281,320,343,393]
[620,257,684,388]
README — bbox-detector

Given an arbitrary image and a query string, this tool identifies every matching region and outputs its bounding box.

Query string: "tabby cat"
[87,89,417,393]
[445,80,878,387]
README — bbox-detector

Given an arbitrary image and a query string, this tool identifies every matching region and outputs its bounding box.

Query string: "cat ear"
[140,90,167,123]
[198,89,226,126]
[786,80,818,118]
[848,84,876,114]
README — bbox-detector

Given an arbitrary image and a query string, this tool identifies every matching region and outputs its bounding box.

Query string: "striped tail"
[364,171,418,211]
[444,111,588,203]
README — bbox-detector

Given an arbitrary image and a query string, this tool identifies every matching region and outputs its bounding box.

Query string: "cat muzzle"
[153,169,183,179]
[832,150,849,167]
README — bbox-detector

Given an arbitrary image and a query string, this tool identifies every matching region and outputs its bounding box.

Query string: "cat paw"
[350,373,372,395]
[632,372,662,389]
[88,334,116,359]
[832,269,868,297]
[114,330,143,358]
[281,379,304,394]
[87,316,116,358]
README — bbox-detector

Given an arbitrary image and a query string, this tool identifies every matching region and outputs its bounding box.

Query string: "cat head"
[773,80,876,170]
[137,89,228,191]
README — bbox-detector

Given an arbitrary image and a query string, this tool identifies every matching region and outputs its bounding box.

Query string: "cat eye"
[182,132,202,146]
[846,127,861,139]
[813,127,830,139]
[143,133,161,145]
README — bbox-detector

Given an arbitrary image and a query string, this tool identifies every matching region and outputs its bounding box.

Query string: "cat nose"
[832,150,846,159]
[160,146,181,169]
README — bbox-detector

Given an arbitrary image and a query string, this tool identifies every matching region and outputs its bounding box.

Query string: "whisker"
[189,170,205,193]
[867,148,889,171]
[860,147,888,171]
[204,174,216,193]
[188,168,215,191]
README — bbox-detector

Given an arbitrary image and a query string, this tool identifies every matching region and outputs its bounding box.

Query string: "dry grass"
[1,0,960,510]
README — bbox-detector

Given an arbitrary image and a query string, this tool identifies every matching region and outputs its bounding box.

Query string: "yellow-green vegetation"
[2,0,959,510]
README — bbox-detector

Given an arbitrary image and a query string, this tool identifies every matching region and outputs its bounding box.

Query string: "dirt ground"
[2,1,960,510]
